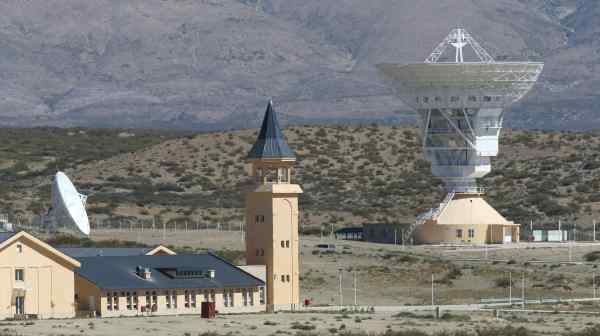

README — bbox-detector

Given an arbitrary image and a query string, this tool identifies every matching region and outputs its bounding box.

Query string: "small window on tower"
[281,241,285,248]
[286,275,290,282]
[261,249,265,256]
[285,240,290,248]
[281,275,285,282]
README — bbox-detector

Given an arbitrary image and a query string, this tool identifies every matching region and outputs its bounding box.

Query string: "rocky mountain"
[0,0,598,130]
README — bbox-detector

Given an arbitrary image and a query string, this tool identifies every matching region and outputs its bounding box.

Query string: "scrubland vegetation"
[1,125,600,234]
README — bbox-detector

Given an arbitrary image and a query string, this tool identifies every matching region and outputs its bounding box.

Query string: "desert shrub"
[584,251,600,262]
[494,277,514,288]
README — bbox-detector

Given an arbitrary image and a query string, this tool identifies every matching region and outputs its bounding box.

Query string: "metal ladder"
[407,191,456,244]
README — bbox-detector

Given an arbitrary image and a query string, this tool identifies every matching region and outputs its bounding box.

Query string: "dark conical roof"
[247,101,295,160]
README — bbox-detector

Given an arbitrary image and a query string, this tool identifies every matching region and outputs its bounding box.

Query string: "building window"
[16,244,22,254]
[172,291,178,309]
[145,291,151,309]
[259,287,265,305]
[133,292,138,309]
[281,241,285,248]
[210,290,215,303]
[191,291,197,308]
[456,229,463,238]
[229,290,234,307]
[184,291,190,308]
[249,289,254,306]
[165,291,171,309]
[204,290,209,302]
[107,293,113,311]
[223,291,229,307]
[285,240,290,248]
[261,249,265,256]
[468,229,475,238]
[152,291,157,309]
[286,275,290,282]
[126,292,133,310]
[15,269,24,281]
[281,275,285,282]
[113,292,119,310]
[242,289,248,306]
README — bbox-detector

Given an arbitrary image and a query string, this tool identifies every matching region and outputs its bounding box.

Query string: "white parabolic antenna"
[51,172,90,236]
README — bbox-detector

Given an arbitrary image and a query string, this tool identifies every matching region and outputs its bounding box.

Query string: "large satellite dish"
[50,172,90,236]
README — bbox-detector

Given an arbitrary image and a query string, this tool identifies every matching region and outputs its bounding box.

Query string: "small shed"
[334,227,363,241]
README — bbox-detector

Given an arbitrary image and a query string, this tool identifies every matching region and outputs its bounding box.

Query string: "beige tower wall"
[246,184,301,311]
[0,235,78,320]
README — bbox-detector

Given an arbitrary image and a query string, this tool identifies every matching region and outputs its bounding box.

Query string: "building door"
[89,296,96,312]
[503,229,512,243]
[15,296,24,316]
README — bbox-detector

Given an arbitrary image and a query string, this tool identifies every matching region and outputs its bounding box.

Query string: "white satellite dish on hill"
[49,171,90,236]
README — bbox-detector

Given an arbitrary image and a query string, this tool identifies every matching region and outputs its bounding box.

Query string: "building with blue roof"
[74,253,266,317]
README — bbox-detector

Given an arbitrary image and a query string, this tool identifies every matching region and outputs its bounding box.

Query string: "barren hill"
[1,125,600,234]
[1,0,599,130]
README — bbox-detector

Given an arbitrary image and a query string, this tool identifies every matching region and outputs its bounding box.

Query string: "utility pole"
[431,273,435,308]
[530,220,533,233]
[521,272,525,310]
[401,231,405,250]
[509,272,512,305]
[354,270,357,306]
[593,272,597,299]
[338,269,343,308]
[569,240,573,262]
[558,219,561,232]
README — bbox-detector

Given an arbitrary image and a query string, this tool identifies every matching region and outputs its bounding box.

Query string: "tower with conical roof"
[245,101,302,311]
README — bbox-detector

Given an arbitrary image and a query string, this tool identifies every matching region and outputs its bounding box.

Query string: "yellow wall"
[0,235,77,319]
[416,223,520,244]
[246,184,301,311]
[83,287,265,317]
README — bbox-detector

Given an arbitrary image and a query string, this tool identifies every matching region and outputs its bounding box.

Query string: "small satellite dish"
[50,172,90,236]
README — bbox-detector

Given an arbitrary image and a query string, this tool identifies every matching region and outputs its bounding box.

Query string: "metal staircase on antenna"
[425,28,494,64]
[406,191,456,244]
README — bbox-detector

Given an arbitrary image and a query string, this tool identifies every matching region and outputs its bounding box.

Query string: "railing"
[407,191,456,244]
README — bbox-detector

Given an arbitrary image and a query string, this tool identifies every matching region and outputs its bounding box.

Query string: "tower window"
[285,240,290,248]
[15,269,24,281]
[281,241,285,248]
[261,249,265,256]
[281,275,285,282]
[259,287,265,305]
[286,275,290,282]
[468,229,475,238]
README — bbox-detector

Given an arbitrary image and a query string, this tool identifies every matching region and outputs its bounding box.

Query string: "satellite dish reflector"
[50,172,90,236]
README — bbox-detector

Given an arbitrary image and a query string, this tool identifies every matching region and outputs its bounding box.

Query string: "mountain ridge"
[0,0,599,130]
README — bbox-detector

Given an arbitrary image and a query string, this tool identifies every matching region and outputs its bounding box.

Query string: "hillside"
[0,1,599,130]
[1,125,599,234]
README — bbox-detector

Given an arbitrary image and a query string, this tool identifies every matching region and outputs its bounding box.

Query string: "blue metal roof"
[75,253,264,290]
[247,100,296,160]
[59,247,152,258]
[0,232,15,244]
